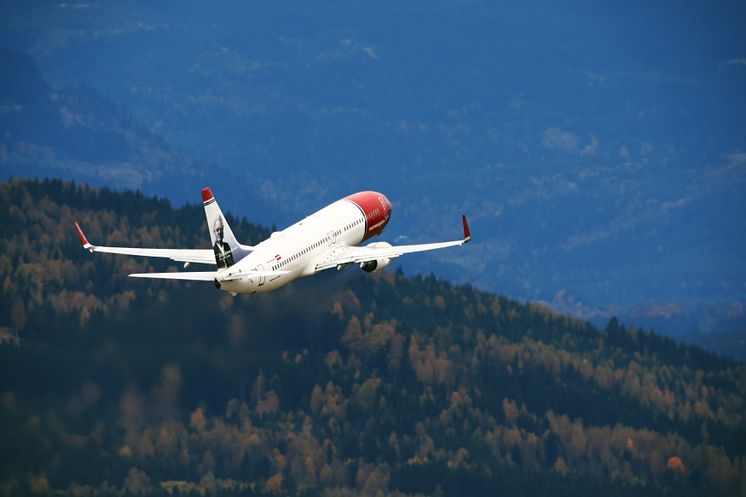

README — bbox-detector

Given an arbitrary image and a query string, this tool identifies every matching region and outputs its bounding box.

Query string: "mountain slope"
[1,178,744,496]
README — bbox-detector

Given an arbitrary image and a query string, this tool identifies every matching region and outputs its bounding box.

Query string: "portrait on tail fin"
[212,217,234,269]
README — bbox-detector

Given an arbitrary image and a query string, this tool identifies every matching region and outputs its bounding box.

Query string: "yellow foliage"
[553,457,568,474]
[27,472,49,494]
[161,480,199,494]
[502,398,519,424]
[191,407,206,432]
[264,474,283,494]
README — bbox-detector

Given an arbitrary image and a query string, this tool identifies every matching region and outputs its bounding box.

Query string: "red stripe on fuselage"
[344,191,392,241]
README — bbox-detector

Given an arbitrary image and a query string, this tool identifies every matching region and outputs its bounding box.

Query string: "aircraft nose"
[383,195,392,217]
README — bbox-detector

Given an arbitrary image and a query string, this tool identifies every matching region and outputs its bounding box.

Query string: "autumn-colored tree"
[191,407,207,432]
[502,398,519,425]
[264,473,283,494]
[123,468,152,495]
[667,456,684,473]
[553,457,568,475]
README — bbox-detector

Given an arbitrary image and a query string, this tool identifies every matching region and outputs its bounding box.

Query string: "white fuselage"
[218,199,370,294]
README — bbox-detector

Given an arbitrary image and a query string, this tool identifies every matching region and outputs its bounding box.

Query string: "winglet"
[201,187,214,203]
[74,222,95,252]
[462,215,471,243]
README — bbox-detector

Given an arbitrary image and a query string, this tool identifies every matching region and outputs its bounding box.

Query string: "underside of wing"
[315,240,464,271]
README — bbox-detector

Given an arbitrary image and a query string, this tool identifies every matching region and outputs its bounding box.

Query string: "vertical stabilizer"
[202,187,243,269]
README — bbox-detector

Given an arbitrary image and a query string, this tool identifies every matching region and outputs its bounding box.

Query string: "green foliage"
[0,178,744,497]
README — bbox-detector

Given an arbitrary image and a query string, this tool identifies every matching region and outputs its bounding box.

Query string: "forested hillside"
[1,178,744,496]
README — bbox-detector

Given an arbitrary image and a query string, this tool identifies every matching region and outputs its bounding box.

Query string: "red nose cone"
[345,191,392,241]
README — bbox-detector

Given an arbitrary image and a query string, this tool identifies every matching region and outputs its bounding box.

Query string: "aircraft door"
[256,264,266,286]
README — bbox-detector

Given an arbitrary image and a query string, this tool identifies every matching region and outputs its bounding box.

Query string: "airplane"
[74,189,471,295]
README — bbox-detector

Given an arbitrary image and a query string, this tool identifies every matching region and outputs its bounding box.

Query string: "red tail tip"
[74,222,89,246]
[201,187,214,203]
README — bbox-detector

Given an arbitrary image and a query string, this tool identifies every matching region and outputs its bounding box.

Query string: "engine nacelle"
[360,242,392,273]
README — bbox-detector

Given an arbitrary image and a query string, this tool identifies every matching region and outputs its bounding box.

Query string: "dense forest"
[1,178,744,496]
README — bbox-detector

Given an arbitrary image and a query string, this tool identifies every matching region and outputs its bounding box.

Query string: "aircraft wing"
[74,222,216,265]
[315,215,471,271]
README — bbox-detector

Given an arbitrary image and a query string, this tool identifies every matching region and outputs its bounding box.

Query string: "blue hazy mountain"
[0,45,295,223]
[1,1,745,335]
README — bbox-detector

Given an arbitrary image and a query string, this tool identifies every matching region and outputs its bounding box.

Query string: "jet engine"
[360,242,392,272]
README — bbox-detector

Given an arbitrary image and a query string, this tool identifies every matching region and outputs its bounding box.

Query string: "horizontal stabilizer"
[129,272,217,281]
[129,270,290,281]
